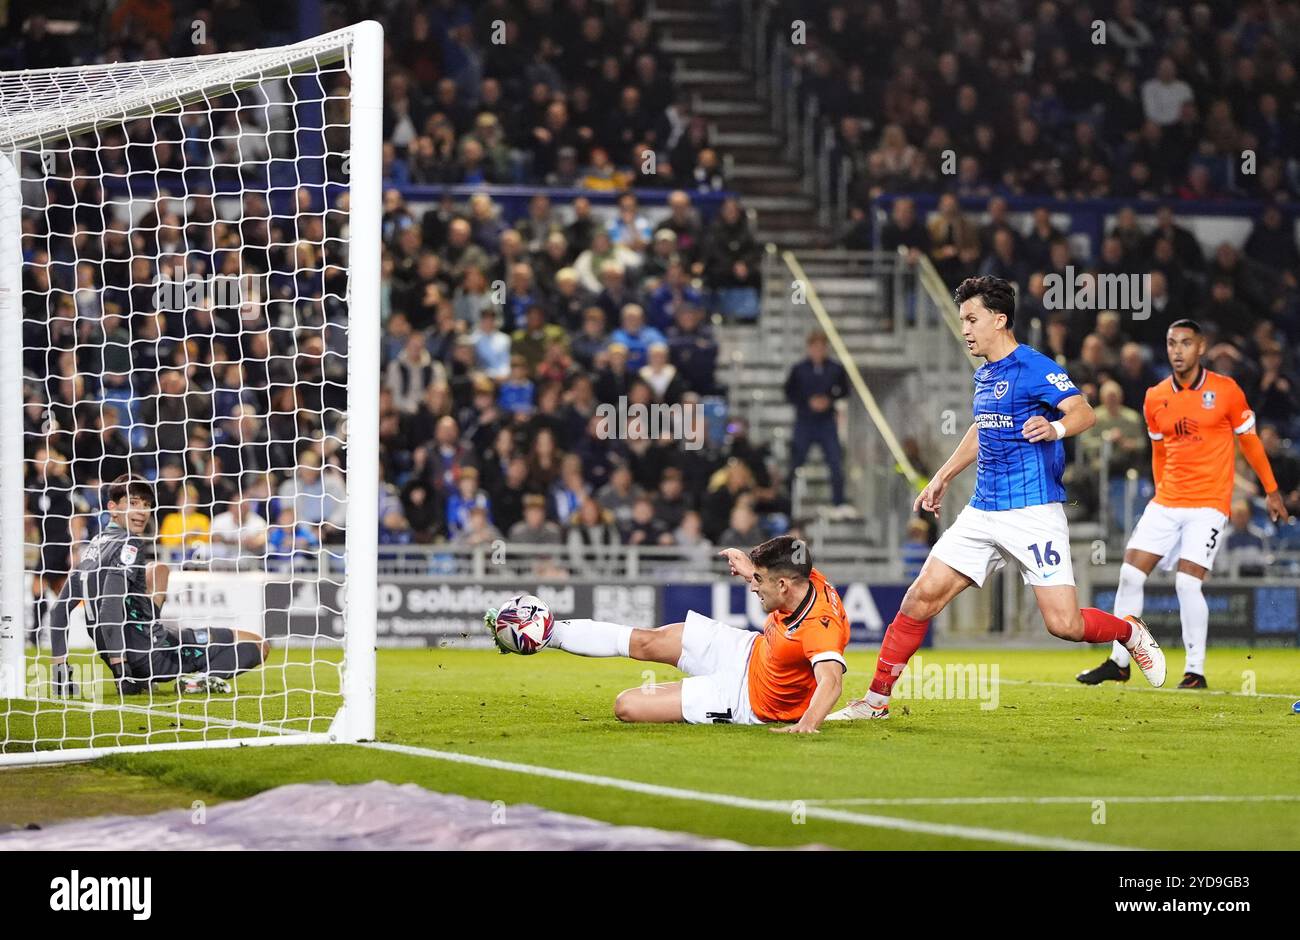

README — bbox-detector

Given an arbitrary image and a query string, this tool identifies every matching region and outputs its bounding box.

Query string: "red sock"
[1081,607,1132,644]
[869,612,930,697]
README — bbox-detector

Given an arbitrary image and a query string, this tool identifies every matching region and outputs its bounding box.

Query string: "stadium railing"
[158,542,915,582]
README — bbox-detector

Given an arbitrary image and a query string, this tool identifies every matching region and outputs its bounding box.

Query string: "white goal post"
[0,22,382,763]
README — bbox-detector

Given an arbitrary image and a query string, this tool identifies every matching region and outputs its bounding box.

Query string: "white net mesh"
[0,26,373,757]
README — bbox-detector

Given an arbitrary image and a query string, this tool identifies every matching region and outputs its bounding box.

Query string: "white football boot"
[1121,615,1166,688]
[825,698,890,721]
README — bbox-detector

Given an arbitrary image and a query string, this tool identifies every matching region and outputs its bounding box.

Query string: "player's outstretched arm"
[1237,431,1290,522]
[771,661,843,734]
[915,422,979,515]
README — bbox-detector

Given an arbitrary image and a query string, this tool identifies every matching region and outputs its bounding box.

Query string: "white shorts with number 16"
[930,502,1076,588]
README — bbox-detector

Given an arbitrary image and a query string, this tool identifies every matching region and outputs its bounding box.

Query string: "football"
[493,595,555,654]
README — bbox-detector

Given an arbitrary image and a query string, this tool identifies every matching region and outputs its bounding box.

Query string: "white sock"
[865,691,889,708]
[1109,562,1147,668]
[550,619,632,658]
[1175,571,1209,675]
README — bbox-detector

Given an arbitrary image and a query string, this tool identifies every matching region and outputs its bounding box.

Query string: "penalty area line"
[359,740,1139,851]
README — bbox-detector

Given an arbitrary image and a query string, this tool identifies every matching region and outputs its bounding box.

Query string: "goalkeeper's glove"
[51,662,79,700]
[108,660,151,696]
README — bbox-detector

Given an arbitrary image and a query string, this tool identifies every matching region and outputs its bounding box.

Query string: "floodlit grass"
[6,645,1294,849]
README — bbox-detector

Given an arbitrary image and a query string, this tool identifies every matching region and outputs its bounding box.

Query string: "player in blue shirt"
[829,276,1167,720]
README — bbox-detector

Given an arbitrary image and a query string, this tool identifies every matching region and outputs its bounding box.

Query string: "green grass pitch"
[3,646,1299,849]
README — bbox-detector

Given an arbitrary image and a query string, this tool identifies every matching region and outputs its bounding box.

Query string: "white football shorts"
[676,611,763,725]
[930,502,1076,588]
[1125,501,1229,572]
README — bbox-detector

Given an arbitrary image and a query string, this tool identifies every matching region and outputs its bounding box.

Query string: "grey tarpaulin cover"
[0,780,827,850]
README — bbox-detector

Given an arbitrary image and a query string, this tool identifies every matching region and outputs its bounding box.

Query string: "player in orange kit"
[1077,320,1290,689]
[487,535,849,731]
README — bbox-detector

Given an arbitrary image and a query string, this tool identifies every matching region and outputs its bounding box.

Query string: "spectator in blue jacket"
[784,329,849,510]
[609,303,667,372]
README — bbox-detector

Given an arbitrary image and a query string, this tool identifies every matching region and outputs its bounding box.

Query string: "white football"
[494,594,555,654]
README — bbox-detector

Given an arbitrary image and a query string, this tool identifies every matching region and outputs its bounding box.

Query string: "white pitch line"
[807,794,1300,807]
[994,677,1300,700]
[359,740,1139,851]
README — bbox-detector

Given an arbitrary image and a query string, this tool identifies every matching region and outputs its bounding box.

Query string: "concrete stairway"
[651,0,828,250]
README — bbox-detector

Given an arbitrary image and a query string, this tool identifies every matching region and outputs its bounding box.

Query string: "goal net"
[0,22,381,763]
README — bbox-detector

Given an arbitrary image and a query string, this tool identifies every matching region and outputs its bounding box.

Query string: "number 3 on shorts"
[1027,540,1061,568]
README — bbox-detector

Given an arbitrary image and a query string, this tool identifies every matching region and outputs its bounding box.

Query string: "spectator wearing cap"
[471,307,512,381]
[512,303,568,373]
[498,355,536,415]
[784,329,849,509]
[609,304,667,372]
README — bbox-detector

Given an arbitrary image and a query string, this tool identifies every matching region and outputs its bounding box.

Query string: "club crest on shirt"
[1201,390,1216,410]
[121,544,138,566]
[993,380,1009,399]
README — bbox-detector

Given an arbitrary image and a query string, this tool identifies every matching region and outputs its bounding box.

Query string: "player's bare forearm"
[771,662,843,733]
[938,423,980,483]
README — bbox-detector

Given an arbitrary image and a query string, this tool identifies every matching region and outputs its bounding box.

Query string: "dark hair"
[1168,318,1203,335]
[953,275,1016,329]
[748,535,813,581]
[107,474,155,509]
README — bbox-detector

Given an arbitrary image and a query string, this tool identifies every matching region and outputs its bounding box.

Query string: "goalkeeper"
[46,475,269,696]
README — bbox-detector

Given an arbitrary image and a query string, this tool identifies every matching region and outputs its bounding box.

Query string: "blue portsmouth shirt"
[971,344,1079,511]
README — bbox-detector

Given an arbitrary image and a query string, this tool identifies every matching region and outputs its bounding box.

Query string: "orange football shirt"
[746,568,850,722]
[1143,368,1255,516]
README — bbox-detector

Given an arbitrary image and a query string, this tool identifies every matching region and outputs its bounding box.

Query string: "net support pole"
[331,19,382,743]
[0,151,25,699]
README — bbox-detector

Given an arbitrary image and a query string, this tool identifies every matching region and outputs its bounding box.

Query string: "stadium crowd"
[782,0,1300,556]
[14,0,787,587]
[12,0,1300,587]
